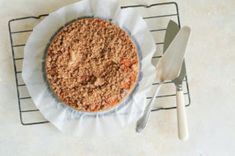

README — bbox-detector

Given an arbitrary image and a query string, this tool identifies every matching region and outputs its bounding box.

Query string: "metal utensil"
[163,20,189,141]
[136,26,191,133]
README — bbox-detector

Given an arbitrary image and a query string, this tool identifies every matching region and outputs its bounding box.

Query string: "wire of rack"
[8,2,191,126]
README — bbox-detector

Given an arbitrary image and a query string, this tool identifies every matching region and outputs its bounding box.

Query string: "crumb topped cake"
[45,18,139,112]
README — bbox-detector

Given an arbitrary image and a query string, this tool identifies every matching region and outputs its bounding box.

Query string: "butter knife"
[163,20,189,140]
[136,26,191,133]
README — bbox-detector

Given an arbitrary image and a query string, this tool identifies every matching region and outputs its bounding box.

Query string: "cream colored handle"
[176,90,189,140]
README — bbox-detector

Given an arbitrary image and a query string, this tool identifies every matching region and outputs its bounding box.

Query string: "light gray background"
[0,0,235,155]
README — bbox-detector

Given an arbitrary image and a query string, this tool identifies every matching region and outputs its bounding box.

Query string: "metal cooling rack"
[8,2,191,126]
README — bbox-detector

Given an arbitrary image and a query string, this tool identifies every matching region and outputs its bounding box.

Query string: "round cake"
[45,18,139,112]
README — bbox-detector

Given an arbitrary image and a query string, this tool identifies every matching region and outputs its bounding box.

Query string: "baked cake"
[45,18,139,112]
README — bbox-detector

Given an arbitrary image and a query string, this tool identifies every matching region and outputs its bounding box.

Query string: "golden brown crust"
[45,18,139,112]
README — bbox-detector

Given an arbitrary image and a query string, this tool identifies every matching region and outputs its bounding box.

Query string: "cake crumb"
[45,18,139,112]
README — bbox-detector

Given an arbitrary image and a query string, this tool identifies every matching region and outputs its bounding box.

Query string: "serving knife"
[136,26,191,133]
[163,20,189,140]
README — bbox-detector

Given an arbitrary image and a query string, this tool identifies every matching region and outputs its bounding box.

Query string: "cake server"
[136,26,191,133]
[163,20,189,141]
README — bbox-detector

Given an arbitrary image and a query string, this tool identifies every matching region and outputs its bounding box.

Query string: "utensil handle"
[176,90,189,140]
[136,84,162,132]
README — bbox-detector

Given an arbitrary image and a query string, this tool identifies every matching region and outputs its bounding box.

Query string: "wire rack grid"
[8,2,191,126]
